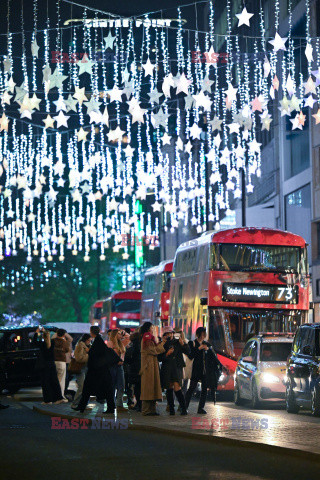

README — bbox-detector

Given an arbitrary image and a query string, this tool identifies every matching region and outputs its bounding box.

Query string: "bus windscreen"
[112,298,141,313]
[215,245,306,274]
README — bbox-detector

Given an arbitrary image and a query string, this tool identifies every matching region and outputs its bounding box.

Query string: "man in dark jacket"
[74,326,122,414]
[185,326,222,414]
[124,330,142,411]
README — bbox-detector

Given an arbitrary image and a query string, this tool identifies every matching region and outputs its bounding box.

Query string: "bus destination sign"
[222,283,298,304]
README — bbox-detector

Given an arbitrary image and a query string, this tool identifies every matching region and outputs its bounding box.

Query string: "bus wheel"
[311,385,320,417]
[234,382,244,406]
[286,382,299,414]
[251,380,260,409]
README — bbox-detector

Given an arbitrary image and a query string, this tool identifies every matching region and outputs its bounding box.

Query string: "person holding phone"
[139,322,165,416]
[185,326,222,414]
[159,326,189,415]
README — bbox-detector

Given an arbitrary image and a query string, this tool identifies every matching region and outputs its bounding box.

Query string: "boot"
[166,389,175,415]
[175,389,188,415]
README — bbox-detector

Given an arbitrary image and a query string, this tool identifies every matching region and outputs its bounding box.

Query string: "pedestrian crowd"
[35,322,222,416]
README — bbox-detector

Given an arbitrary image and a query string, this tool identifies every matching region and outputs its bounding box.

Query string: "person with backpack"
[71,333,91,410]
[185,326,222,414]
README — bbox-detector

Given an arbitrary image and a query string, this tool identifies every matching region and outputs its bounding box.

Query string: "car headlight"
[261,373,280,384]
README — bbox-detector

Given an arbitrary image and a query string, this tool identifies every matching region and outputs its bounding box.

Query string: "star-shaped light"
[225,83,238,102]
[108,85,124,103]
[49,68,68,89]
[209,115,223,131]
[260,111,273,131]
[1,91,11,105]
[285,74,295,96]
[304,77,316,95]
[305,43,313,63]
[193,90,212,111]
[185,141,193,154]
[263,56,271,78]
[104,32,116,50]
[7,76,16,93]
[0,113,9,132]
[43,115,55,129]
[176,72,192,95]
[227,123,240,134]
[162,74,175,98]
[268,33,287,52]
[73,87,88,105]
[290,114,303,131]
[55,111,70,128]
[65,94,78,112]
[235,7,254,27]
[248,138,262,154]
[189,123,202,139]
[107,126,125,142]
[161,133,172,145]
[251,96,263,112]
[272,75,280,91]
[152,201,162,212]
[148,89,162,104]
[201,74,214,94]
[77,127,89,142]
[30,93,41,110]
[53,97,67,112]
[142,58,155,77]
[77,53,94,76]
[31,39,40,57]
[304,95,316,109]
[3,57,12,73]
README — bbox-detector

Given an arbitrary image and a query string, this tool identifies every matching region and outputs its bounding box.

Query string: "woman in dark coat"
[185,326,222,414]
[125,329,142,412]
[159,326,189,415]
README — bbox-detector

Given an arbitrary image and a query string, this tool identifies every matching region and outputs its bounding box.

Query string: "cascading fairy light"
[287,0,296,93]
[20,0,28,92]
[305,0,311,76]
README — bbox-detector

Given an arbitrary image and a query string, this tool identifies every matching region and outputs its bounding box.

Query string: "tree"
[0,249,129,324]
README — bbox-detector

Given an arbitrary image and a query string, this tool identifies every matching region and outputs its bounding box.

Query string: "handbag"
[183,341,195,380]
[68,357,85,374]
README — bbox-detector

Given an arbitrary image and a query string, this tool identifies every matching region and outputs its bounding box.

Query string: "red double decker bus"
[169,228,310,391]
[90,290,142,333]
[141,260,173,328]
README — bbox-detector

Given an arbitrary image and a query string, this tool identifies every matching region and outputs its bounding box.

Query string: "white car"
[234,334,293,408]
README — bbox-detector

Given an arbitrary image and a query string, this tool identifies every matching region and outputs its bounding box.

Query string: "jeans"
[55,361,66,399]
[110,365,125,407]
[72,367,87,407]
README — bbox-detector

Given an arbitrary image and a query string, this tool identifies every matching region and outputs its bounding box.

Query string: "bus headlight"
[261,373,280,384]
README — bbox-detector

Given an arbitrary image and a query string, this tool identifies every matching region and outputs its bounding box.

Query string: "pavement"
[16,388,320,460]
[1,397,320,480]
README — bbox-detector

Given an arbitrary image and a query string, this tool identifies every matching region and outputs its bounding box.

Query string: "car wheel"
[286,382,299,414]
[251,380,260,409]
[234,382,244,406]
[311,385,320,417]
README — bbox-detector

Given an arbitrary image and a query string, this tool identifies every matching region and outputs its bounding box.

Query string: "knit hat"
[162,326,174,336]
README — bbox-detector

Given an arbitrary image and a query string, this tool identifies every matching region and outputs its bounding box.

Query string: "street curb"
[33,405,320,463]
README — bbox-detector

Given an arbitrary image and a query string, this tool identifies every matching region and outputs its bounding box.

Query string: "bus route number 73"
[276,286,294,302]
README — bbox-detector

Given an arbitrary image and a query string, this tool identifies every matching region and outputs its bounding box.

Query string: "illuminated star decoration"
[268,33,288,52]
[235,7,254,27]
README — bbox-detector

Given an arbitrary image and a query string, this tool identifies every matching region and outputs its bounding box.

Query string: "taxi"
[234,333,293,408]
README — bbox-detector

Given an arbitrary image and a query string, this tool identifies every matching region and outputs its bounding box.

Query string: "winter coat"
[53,337,71,363]
[88,334,121,371]
[125,334,141,384]
[74,341,89,364]
[139,334,165,401]
[159,338,190,389]
[188,339,222,390]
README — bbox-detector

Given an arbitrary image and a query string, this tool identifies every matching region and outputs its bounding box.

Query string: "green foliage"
[0,250,127,323]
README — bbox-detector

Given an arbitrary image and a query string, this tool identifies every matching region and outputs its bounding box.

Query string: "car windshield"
[214,244,306,274]
[112,299,141,313]
[260,342,292,362]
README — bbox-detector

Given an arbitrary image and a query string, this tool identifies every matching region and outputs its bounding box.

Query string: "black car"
[0,326,55,394]
[286,323,320,416]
